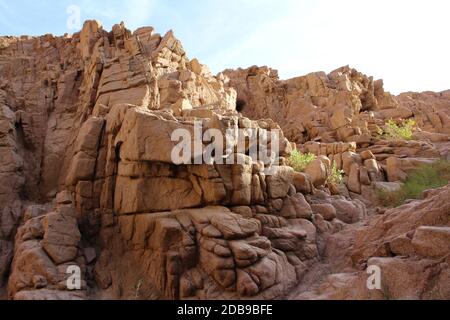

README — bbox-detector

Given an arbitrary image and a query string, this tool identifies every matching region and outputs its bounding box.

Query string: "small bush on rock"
[378,160,450,207]
[288,150,316,173]
[328,162,345,185]
[377,119,416,140]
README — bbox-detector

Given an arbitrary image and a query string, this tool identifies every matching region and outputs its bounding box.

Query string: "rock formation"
[224,66,450,200]
[291,184,450,300]
[0,21,448,300]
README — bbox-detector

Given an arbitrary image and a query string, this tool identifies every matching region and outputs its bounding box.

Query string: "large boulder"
[280,194,313,220]
[386,157,436,182]
[347,163,361,194]
[412,227,450,258]
[305,159,328,187]
[331,198,366,224]
[266,166,294,199]
[115,176,202,214]
[310,204,337,221]
[293,172,313,194]
[117,108,195,164]
[41,207,81,265]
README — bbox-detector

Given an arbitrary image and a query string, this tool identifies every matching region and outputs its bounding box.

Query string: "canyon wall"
[0,21,449,300]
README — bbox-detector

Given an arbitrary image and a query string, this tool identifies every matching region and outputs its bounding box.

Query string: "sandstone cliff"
[0,21,448,300]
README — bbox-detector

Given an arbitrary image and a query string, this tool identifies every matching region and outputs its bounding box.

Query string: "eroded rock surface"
[0,21,449,300]
[290,184,450,300]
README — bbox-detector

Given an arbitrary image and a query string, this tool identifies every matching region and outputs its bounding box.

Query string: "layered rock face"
[224,66,450,144]
[225,66,450,199]
[0,21,449,300]
[0,21,323,300]
[292,184,450,300]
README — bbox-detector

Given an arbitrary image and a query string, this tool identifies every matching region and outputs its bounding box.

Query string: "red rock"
[0,19,449,301]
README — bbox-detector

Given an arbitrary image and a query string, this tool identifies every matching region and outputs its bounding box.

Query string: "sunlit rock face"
[0,20,449,300]
[224,66,450,144]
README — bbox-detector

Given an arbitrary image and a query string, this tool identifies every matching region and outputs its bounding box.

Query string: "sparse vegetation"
[377,188,405,208]
[378,160,450,207]
[327,162,345,185]
[288,150,316,172]
[377,119,416,140]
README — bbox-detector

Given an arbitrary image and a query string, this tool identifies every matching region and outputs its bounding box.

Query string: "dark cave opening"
[236,99,247,113]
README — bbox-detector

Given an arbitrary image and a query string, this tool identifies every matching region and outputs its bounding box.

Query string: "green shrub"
[288,150,316,173]
[378,160,450,207]
[328,162,345,185]
[377,119,416,140]
[377,188,406,207]
[402,160,450,198]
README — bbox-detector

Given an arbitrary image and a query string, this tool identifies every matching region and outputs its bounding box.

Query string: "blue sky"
[1,0,449,94]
